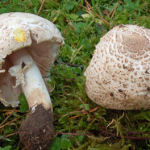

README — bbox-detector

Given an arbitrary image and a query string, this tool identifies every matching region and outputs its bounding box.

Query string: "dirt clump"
[19,104,54,150]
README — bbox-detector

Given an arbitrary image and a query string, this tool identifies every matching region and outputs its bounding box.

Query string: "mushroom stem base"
[19,104,54,150]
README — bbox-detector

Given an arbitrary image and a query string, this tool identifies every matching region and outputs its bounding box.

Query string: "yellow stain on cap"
[13,28,25,42]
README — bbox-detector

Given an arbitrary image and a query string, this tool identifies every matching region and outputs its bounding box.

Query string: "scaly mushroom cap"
[84,25,150,110]
[0,12,64,107]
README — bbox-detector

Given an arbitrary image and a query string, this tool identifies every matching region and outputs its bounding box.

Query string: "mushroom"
[84,25,150,110]
[0,12,64,149]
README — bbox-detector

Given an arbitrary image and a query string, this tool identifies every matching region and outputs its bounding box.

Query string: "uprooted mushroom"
[0,12,64,150]
[84,25,150,110]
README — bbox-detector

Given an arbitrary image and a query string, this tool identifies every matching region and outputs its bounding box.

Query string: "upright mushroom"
[0,12,64,149]
[84,25,150,110]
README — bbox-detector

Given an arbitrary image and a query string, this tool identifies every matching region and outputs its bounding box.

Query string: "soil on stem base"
[19,104,54,150]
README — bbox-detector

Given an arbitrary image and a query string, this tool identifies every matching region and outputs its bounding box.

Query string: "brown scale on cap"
[84,25,150,110]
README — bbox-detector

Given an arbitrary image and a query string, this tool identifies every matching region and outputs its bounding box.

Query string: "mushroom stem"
[9,49,54,150]
[9,48,52,111]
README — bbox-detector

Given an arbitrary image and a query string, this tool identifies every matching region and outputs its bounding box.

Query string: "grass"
[0,0,150,149]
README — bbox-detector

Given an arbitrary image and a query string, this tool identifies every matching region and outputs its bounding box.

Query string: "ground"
[0,0,150,150]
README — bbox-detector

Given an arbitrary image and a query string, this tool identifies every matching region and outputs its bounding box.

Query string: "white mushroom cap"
[0,12,64,107]
[84,25,150,110]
